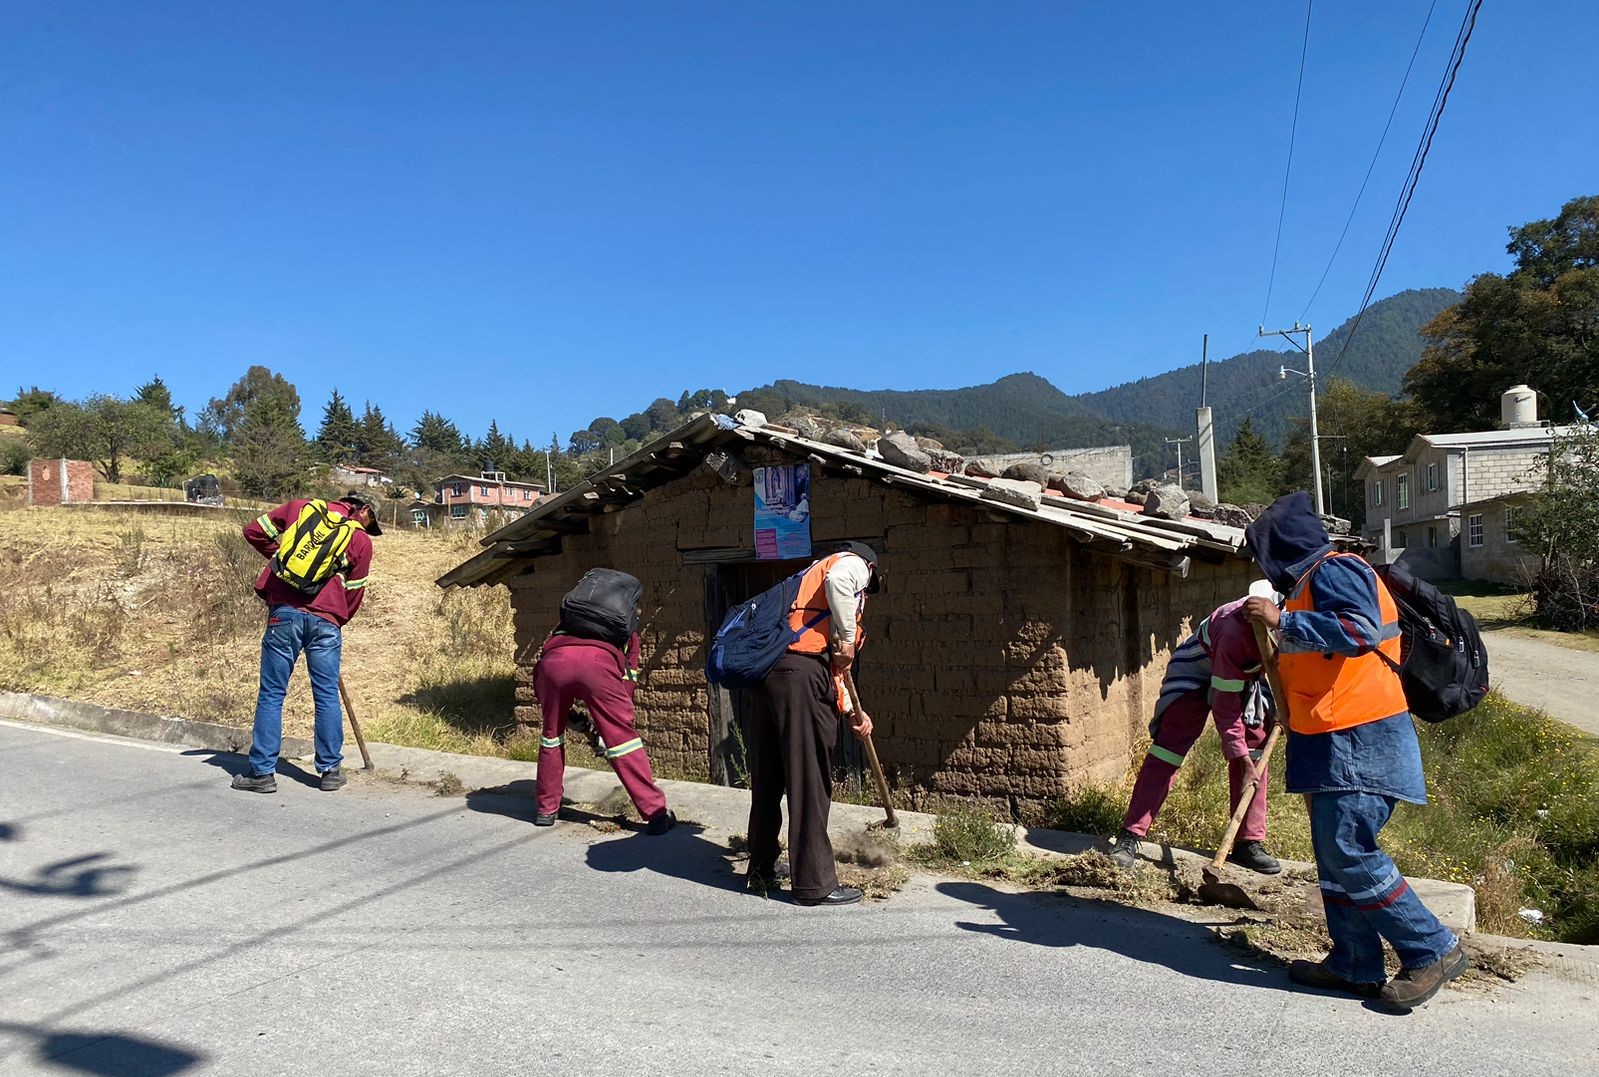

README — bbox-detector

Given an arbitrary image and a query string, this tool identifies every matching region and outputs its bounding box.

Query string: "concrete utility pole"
[1261,321,1322,514]
[1196,333,1218,502]
[1164,436,1193,489]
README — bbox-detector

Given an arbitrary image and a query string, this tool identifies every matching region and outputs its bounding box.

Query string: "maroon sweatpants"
[1121,689,1271,843]
[534,642,667,821]
[747,651,840,901]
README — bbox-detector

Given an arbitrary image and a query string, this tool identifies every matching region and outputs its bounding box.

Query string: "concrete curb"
[0,690,1476,933]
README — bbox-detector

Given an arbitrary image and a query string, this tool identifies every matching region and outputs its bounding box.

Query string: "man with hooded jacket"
[1242,492,1467,1011]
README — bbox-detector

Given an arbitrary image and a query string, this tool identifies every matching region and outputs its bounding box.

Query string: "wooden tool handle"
[842,671,898,828]
[336,673,375,772]
[1208,618,1287,871]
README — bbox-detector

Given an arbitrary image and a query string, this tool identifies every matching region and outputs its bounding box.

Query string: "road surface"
[1486,629,1599,737]
[1,720,1594,1077]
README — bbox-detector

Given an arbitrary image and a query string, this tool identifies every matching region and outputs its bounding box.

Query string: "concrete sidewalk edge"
[0,689,1476,933]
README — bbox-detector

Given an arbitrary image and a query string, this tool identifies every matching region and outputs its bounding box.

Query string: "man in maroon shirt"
[231,493,380,794]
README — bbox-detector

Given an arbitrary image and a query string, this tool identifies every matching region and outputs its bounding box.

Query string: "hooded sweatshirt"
[1244,492,1425,803]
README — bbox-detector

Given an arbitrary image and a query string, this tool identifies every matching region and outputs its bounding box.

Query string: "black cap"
[837,540,880,594]
[342,492,383,535]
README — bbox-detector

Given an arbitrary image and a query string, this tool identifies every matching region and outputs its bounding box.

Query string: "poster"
[753,463,812,560]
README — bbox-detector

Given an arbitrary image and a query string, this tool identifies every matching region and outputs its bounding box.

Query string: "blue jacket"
[1245,493,1426,803]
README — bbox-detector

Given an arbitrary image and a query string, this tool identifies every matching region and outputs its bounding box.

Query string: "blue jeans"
[248,606,344,776]
[1307,791,1457,983]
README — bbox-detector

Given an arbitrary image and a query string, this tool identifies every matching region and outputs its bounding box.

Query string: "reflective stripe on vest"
[786,552,866,655]
[1278,553,1407,735]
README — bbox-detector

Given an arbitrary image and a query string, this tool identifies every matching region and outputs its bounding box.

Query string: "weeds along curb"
[0,690,313,759]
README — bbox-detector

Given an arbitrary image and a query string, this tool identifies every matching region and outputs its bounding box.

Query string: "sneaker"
[1107,828,1142,871]
[533,812,558,827]
[1287,959,1382,999]
[646,810,677,836]
[1380,945,1469,1011]
[794,886,863,907]
[1227,840,1282,875]
[230,772,277,794]
[318,768,347,792]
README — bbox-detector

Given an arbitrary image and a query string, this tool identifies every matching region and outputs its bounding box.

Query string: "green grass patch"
[1049,691,1599,943]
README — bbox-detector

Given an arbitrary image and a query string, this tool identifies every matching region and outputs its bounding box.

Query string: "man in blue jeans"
[1243,493,1467,1012]
[231,493,380,794]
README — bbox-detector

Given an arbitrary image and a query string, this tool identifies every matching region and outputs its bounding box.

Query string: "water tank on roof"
[1501,384,1538,429]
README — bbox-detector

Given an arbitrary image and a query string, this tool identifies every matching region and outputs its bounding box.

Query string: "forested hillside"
[1082,288,1460,446]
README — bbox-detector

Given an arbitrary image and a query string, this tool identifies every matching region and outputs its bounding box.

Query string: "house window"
[1396,474,1409,510]
[1505,506,1520,544]
[452,484,465,497]
[1427,526,1437,548]
[450,505,467,519]
[1426,462,1438,491]
[1468,514,1484,547]
[1397,529,1408,548]
[1373,479,1384,508]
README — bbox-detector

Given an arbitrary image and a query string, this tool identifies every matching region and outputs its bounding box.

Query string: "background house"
[330,463,391,489]
[1358,385,1565,584]
[440,415,1258,820]
[426,468,545,528]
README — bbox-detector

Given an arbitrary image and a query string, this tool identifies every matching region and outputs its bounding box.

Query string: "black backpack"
[559,569,642,647]
[1374,561,1490,722]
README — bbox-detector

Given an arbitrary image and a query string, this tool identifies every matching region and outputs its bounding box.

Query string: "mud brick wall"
[503,448,1254,818]
[27,458,96,506]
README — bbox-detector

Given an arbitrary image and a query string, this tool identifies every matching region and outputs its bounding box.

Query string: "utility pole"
[1261,321,1322,514]
[1195,333,1218,502]
[1164,436,1193,489]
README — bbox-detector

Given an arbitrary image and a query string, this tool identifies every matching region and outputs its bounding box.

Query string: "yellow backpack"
[270,500,357,595]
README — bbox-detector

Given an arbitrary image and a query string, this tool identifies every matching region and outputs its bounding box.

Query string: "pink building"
[431,470,544,526]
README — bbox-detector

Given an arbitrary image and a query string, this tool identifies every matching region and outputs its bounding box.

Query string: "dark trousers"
[747,651,839,901]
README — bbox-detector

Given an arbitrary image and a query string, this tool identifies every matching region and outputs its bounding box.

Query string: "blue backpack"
[706,571,830,689]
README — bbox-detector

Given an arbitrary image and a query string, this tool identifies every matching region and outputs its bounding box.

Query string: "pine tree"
[357,402,406,467]
[411,410,467,455]
[480,420,512,469]
[314,389,360,463]
[1216,418,1283,506]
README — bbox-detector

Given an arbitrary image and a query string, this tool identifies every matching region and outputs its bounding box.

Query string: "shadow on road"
[585,827,751,895]
[0,853,136,899]
[182,748,321,789]
[937,880,1286,992]
[0,1020,203,1077]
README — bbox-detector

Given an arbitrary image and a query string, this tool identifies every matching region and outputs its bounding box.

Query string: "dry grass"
[0,507,527,757]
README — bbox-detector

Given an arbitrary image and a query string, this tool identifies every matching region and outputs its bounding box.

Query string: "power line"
[1322,0,1484,383]
[1298,0,1439,322]
[1261,0,1315,326]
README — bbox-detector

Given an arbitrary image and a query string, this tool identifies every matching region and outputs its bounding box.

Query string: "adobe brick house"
[27,458,96,507]
[441,416,1256,820]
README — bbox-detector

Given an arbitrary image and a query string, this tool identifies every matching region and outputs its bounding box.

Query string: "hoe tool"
[336,673,376,772]
[1197,619,1285,910]
[841,671,898,831]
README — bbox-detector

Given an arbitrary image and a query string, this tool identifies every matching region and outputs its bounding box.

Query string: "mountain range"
[737,287,1460,470]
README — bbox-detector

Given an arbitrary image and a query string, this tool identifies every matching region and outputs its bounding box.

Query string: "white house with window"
[1354,385,1567,584]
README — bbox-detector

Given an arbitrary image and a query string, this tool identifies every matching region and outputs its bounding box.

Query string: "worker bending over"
[747,542,880,906]
[1108,583,1281,874]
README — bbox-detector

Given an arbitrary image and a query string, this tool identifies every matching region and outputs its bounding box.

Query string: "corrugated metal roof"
[437,414,1253,589]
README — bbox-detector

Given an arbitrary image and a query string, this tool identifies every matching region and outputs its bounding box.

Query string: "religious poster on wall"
[753,463,812,560]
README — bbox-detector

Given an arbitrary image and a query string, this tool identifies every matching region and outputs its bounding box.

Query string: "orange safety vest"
[1278,552,1407,735]
[786,552,868,655]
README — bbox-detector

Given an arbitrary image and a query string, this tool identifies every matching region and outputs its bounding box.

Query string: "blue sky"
[3,1,1595,446]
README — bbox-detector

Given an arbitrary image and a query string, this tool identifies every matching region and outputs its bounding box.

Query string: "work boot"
[533,812,558,827]
[1227,840,1282,875]
[794,886,863,907]
[1107,828,1142,872]
[1287,959,1382,999]
[646,809,677,836]
[318,768,347,792]
[1380,945,1469,1011]
[230,772,277,794]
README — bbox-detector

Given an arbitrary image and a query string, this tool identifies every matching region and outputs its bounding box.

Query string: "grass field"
[1438,579,1599,653]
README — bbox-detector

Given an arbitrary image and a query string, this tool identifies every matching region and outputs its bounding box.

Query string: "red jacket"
[242,499,375,627]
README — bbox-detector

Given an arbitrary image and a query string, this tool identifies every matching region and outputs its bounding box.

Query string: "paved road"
[1486,630,1599,737]
[1,721,1595,1077]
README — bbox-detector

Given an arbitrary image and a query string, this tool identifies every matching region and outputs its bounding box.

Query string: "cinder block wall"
[504,449,1253,819]
[27,459,96,506]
